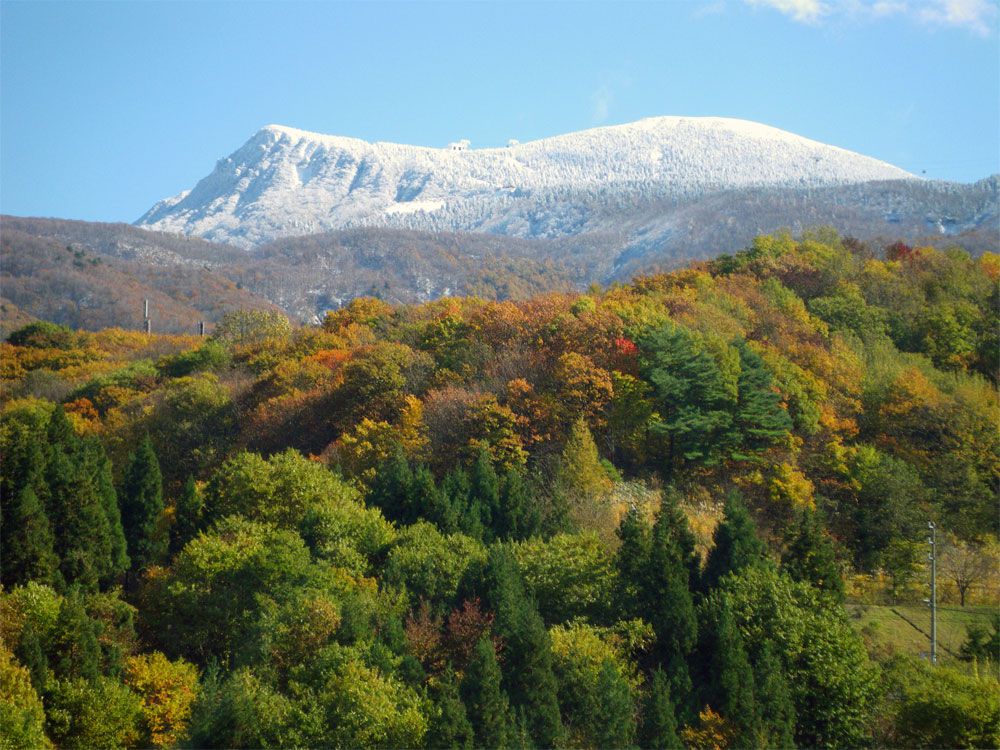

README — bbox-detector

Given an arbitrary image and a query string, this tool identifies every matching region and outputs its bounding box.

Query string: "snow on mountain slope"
[136,116,916,248]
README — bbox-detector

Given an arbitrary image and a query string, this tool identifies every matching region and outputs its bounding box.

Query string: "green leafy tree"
[721,566,880,748]
[0,644,51,750]
[86,441,129,584]
[44,676,142,750]
[120,435,166,570]
[44,411,124,590]
[752,641,796,750]
[368,450,417,526]
[882,655,1000,749]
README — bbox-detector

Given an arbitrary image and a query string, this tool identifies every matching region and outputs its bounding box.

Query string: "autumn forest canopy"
[1,229,998,749]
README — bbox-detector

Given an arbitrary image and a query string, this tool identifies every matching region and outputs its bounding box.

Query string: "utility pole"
[927,521,937,664]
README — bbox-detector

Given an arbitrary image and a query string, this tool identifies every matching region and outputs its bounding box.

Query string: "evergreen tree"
[596,659,636,749]
[49,590,101,682]
[413,464,456,533]
[639,324,736,470]
[461,637,512,750]
[170,475,203,554]
[697,597,760,749]
[120,435,165,570]
[640,668,681,750]
[645,507,698,719]
[85,439,129,582]
[497,467,540,541]
[444,467,482,540]
[752,641,796,749]
[46,442,113,591]
[1,485,60,588]
[469,449,501,540]
[475,547,563,748]
[369,451,415,524]
[782,508,844,602]
[732,342,792,457]
[702,492,765,591]
[615,508,652,620]
[661,487,702,592]
[15,617,51,693]
[427,667,474,750]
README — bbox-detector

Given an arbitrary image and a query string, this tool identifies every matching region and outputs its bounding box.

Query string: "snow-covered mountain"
[136,116,915,247]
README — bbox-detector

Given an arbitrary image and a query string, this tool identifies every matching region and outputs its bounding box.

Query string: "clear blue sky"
[2,0,997,223]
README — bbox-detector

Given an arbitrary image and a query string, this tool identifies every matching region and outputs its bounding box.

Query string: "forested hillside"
[1,230,998,748]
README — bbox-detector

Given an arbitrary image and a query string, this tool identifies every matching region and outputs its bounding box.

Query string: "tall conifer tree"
[640,668,681,750]
[702,492,766,591]
[1,485,60,588]
[461,637,513,750]
[596,659,636,749]
[782,508,844,602]
[170,475,203,554]
[427,667,474,749]
[120,435,165,570]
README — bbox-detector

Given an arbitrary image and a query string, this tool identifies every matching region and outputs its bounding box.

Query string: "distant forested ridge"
[1,230,998,749]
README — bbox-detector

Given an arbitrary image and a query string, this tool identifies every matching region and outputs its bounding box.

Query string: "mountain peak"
[137,116,916,247]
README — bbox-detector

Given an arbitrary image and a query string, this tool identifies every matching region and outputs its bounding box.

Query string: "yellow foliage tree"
[680,707,735,750]
[124,652,199,749]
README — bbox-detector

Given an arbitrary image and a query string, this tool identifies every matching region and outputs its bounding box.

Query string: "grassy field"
[846,602,996,663]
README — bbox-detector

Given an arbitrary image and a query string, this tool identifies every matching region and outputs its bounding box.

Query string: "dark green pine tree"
[45,415,114,591]
[596,659,636,749]
[702,492,766,591]
[469,449,501,541]
[461,636,513,750]
[120,435,166,570]
[443,467,482,539]
[615,508,652,620]
[15,616,51,693]
[645,506,698,720]
[410,464,450,529]
[170,475,204,554]
[640,668,681,750]
[697,597,760,750]
[86,438,129,582]
[732,342,792,458]
[426,667,474,750]
[49,589,101,682]
[661,488,702,592]
[497,467,541,541]
[639,324,736,470]
[477,547,563,748]
[781,508,844,602]
[752,641,796,749]
[1,485,61,588]
[368,450,415,525]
